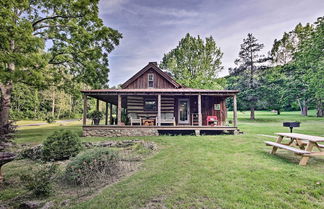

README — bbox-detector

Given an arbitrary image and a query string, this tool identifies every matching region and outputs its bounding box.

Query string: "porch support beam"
[109,103,113,125]
[96,99,99,111]
[117,94,122,125]
[83,94,87,126]
[198,94,202,126]
[157,94,161,126]
[105,102,108,125]
[233,94,238,127]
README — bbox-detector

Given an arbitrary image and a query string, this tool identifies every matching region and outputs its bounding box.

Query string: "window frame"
[148,73,154,88]
[144,97,157,111]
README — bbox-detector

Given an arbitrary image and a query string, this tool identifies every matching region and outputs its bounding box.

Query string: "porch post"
[96,99,99,111]
[157,94,161,126]
[198,94,202,126]
[105,102,108,125]
[233,94,238,127]
[83,94,87,126]
[117,94,122,125]
[109,103,113,125]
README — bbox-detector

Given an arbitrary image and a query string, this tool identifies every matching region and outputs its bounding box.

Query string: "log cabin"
[81,62,239,137]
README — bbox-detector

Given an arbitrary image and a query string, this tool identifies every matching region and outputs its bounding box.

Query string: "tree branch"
[32,15,83,29]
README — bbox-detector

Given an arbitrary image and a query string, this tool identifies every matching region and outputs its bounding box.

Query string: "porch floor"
[83,125,237,131]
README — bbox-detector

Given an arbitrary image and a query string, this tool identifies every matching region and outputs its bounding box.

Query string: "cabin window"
[148,73,154,88]
[144,98,156,111]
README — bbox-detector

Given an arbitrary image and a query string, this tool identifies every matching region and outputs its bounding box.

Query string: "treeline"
[226,17,323,119]
[0,0,122,126]
[10,84,81,120]
[160,17,323,119]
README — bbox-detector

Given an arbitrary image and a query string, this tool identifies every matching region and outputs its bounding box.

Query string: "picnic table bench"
[265,133,324,165]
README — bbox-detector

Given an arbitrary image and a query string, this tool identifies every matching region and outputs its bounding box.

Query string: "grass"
[2,110,324,209]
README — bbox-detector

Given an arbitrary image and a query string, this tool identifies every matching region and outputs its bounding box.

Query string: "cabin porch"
[81,89,239,137]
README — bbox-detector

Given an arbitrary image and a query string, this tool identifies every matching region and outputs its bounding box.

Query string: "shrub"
[42,130,82,161]
[65,148,119,186]
[20,164,58,197]
[20,145,43,160]
[87,110,103,120]
[45,115,55,124]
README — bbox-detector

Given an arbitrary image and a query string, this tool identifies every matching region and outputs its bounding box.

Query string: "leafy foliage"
[87,110,103,120]
[294,17,324,116]
[160,33,224,89]
[42,130,82,161]
[20,164,58,197]
[45,115,55,124]
[0,0,122,127]
[64,148,119,186]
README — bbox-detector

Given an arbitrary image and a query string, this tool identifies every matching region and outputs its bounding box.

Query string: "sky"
[98,0,324,87]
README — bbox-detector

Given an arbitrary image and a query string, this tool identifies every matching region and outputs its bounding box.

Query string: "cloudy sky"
[98,0,324,86]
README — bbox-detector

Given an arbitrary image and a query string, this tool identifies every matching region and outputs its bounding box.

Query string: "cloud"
[99,0,128,15]
[134,5,199,18]
[101,0,324,86]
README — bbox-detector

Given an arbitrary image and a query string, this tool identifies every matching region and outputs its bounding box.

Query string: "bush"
[87,110,103,120]
[65,148,119,186]
[20,164,58,197]
[42,130,82,161]
[20,145,43,160]
[45,115,55,124]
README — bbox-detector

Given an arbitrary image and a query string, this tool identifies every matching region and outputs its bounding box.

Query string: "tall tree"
[233,33,268,120]
[270,23,312,66]
[295,17,324,117]
[160,33,224,89]
[0,0,122,128]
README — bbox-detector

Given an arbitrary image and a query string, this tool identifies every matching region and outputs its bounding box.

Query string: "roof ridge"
[120,62,182,89]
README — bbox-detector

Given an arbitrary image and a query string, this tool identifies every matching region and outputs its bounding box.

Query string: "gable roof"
[121,62,182,89]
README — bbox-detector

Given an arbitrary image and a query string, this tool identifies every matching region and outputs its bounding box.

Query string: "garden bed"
[0,140,157,208]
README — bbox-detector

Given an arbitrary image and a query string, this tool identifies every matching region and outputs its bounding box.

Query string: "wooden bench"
[265,141,311,155]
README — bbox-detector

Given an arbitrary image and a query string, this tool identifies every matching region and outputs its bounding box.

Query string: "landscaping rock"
[19,201,43,209]
[40,201,54,209]
[83,127,159,137]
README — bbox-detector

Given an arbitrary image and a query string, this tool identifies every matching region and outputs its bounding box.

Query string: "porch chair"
[206,116,218,126]
[128,113,142,126]
[157,113,176,126]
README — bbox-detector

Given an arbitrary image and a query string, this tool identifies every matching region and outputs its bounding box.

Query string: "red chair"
[207,116,218,126]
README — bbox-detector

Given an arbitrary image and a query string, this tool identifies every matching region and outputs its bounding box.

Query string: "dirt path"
[17,119,80,127]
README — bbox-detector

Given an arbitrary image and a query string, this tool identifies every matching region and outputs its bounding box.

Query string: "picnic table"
[265,133,324,165]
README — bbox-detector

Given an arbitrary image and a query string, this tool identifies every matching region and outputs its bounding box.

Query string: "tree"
[294,17,324,117]
[270,23,312,66]
[269,23,313,116]
[160,33,224,89]
[0,0,122,129]
[233,33,268,120]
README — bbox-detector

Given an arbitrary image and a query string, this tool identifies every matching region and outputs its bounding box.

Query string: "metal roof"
[81,88,239,95]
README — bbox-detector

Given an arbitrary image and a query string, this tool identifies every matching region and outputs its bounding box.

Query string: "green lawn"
[3,111,324,208]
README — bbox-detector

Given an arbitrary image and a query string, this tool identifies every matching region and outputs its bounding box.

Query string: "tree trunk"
[277,109,280,115]
[52,90,55,117]
[302,105,308,116]
[250,106,255,120]
[298,99,308,116]
[0,83,13,127]
[1,39,15,128]
[317,100,324,117]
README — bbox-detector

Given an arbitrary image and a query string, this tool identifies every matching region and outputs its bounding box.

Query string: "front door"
[178,98,190,124]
